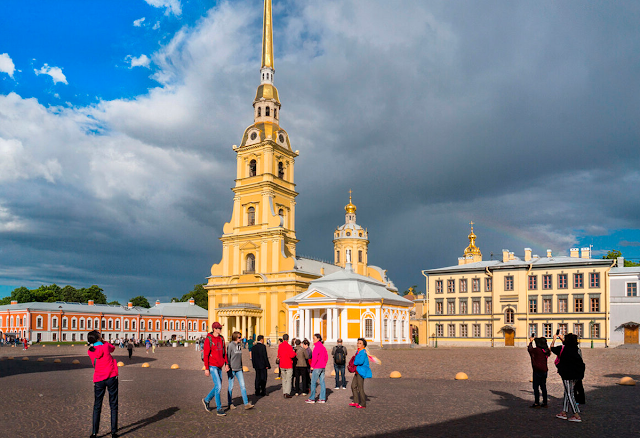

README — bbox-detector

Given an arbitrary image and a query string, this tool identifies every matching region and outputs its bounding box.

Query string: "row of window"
[529,296,600,313]
[435,299,492,315]
[1,315,28,327]
[256,105,277,119]
[335,249,364,264]
[51,332,167,342]
[246,206,286,227]
[434,322,600,339]
[436,272,601,294]
[3,316,207,332]
[248,159,285,179]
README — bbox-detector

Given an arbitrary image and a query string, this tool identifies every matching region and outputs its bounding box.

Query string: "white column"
[374,308,380,343]
[288,310,293,338]
[332,308,339,340]
[326,308,333,341]
[242,316,247,338]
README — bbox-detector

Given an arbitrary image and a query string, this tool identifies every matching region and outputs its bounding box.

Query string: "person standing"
[251,335,270,396]
[145,337,151,354]
[293,339,310,396]
[127,339,133,360]
[226,332,254,410]
[332,339,347,390]
[527,336,550,408]
[350,338,371,409]
[202,322,228,416]
[551,333,585,422]
[87,330,118,438]
[305,334,328,404]
[277,334,296,398]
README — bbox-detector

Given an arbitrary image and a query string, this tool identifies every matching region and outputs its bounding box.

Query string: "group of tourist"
[527,331,586,423]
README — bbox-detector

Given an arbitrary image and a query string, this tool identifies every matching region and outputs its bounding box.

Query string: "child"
[527,336,550,408]
[87,330,119,438]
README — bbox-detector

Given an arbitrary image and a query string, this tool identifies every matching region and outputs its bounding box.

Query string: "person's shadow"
[116,407,179,436]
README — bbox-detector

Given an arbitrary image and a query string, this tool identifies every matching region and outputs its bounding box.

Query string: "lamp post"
[275,325,278,345]
[589,320,595,349]
[433,331,437,348]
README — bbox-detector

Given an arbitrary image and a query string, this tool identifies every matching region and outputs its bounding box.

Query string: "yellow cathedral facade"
[205,0,412,344]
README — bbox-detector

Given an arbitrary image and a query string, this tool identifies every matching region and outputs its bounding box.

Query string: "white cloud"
[133,17,146,27]
[0,53,15,78]
[152,21,160,30]
[34,63,68,84]
[144,0,181,16]
[128,54,151,68]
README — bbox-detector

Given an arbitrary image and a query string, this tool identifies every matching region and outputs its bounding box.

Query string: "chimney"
[155,300,161,306]
[509,252,515,261]
[188,297,195,306]
[88,300,94,306]
[524,248,532,262]
[320,266,325,275]
[570,248,579,258]
[10,300,17,305]
[618,256,625,267]
[546,249,552,258]
[128,302,133,309]
[581,247,590,259]
[502,249,510,263]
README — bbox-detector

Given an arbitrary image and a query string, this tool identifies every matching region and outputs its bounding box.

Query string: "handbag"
[554,345,564,366]
[347,355,357,373]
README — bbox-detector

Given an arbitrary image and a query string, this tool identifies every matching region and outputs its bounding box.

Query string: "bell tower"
[333,191,370,276]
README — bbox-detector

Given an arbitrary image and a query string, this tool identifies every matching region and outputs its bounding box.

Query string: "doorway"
[504,329,515,346]
[624,326,639,344]
[320,314,327,341]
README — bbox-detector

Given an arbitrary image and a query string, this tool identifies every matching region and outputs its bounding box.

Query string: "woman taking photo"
[349,338,372,409]
[550,333,585,422]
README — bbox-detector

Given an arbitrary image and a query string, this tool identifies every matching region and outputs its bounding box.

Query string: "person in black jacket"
[550,333,585,422]
[251,335,271,396]
[527,336,550,408]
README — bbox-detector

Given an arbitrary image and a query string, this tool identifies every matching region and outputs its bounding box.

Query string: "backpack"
[201,334,213,362]
[347,355,357,373]
[334,346,346,365]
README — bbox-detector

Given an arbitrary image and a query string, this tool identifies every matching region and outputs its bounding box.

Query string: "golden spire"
[464,221,482,258]
[261,0,274,69]
[345,189,357,214]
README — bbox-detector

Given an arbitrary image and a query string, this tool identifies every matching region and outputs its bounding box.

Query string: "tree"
[108,300,121,306]
[178,284,208,309]
[81,285,108,304]
[602,250,640,267]
[129,295,151,308]
[402,285,421,296]
[11,286,33,303]
[60,285,83,303]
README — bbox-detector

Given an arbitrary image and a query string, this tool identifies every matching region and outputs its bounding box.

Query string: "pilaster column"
[288,310,293,338]
[333,308,339,340]
[242,315,247,338]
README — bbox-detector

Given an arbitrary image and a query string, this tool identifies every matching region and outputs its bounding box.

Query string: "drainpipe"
[421,270,429,346]
[605,260,615,347]
[380,298,384,348]
[525,263,533,343]
[486,267,494,347]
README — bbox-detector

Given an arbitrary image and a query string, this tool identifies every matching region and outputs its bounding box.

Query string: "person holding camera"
[527,334,550,408]
[87,330,119,438]
[551,332,585,422]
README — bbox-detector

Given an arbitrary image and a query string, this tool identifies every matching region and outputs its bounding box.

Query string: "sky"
[1,0,640,303]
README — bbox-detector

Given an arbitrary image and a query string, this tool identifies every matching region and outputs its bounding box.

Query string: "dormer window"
[247,206,255,226]
[249,159,257,177]
[265,106,270,117]
[278,161,284,178]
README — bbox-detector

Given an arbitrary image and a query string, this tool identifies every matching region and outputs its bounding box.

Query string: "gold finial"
[464,221,481,257]
[261,0,274,69]
[345,189,356,214]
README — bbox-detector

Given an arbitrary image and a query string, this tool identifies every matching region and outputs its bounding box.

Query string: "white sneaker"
[334,387,340,390]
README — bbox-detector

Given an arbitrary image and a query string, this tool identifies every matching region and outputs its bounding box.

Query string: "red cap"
[212,322,223,329]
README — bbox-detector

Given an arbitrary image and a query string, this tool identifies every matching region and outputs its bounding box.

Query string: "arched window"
[79,318,84,329]
[278,161,284,178]
[170,321,174,330]
[87,318,91,329]
[336,251,340,264]
[505,308,515,324]
[23,316,27,326]
[364,318,374,338]
[262,73,264,80]
[62,317,68,329]
[164,321,168,330]
[257,107,261,117]
[246,254,256,273]
[36,317,43,329]
[156,321,160,330]
[265,106,270,117]
[72,318,77,329]
[189,322,192,330]
[247,207,255,226]
[115,320,119,330]
[202,322,206,331]
[108,319,112,330]
[273,108,277,118]
[358,250,363,263]
[101,319,106,329]
[132,320,136,330]
[141,320,145,330]
[124,320,129,330]
[181,322,185,330]
[249,159,257,177]
[95,318,99,329]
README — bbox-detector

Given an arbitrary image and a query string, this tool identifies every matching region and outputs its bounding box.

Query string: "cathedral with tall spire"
[205,0,407,345]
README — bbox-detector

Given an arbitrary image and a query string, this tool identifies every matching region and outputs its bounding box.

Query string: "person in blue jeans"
[332,339,347,389]
[305,334,328,404]
[227,331,254,410]
[203,321,228,416]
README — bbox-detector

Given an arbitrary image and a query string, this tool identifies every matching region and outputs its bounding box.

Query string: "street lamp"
[589,320,595,349]
[433,331,437,348]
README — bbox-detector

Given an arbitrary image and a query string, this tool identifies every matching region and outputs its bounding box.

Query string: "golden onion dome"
[345,190,356,214]
[463,222,482,257]
[254,84,280,104]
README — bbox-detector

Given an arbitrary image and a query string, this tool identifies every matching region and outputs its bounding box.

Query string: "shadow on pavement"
[0,355,157,378]
[118,407,179,436]
[359,384,640,438]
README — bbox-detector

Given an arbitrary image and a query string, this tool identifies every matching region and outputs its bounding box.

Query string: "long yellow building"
[205,0,406,343]
[423,225,614,347]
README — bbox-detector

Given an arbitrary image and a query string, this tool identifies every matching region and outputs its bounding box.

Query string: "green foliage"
[0,284,108,305]
[176,284,208,309]
[402,285,422,296]
[108,300,121,306]
[129,295,151,308]
[602,250,640,267]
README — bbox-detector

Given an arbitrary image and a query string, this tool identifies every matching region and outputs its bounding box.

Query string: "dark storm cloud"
[1,0,639,300]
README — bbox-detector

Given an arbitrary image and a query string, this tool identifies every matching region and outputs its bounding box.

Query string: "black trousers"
[128,349,132,359]
[93,376,118,435]
[294,367,310,393]
[255,369,267,395]
[532,370,548,404]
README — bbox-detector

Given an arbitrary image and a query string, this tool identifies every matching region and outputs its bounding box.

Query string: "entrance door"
[624,326,639,344]
[504,330,515,346]
[37,333,42,342]
[320,314,327,341]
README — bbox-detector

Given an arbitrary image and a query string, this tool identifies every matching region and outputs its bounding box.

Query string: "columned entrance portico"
[217,303,263,340]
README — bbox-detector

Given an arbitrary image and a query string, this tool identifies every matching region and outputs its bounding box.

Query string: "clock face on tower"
[279,134,285,143]
[251,132,258,140]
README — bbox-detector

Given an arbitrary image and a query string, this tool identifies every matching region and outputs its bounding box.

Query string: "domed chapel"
[204,0,412,345]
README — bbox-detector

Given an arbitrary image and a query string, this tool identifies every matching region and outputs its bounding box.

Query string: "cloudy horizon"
[1,0,639,302]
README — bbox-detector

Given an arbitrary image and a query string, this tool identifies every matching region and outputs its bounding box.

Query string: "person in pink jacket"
[87,330,119,438]
[305,333,328,404]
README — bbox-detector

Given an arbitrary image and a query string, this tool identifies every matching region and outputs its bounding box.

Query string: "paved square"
[1,344,639,437]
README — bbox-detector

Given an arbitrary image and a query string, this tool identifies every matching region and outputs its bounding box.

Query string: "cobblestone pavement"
[1,344,639,437]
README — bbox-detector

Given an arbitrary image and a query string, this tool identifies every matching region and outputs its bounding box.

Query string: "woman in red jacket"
[87,330,119,438]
